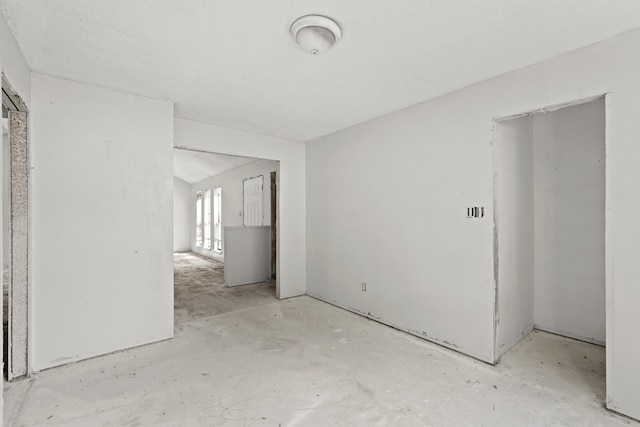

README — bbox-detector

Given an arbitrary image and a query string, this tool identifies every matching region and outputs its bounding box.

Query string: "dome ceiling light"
[290,15,342,55]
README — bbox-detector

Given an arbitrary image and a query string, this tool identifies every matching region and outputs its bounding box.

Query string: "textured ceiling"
[174,149,259,184]
[2,1,640,141]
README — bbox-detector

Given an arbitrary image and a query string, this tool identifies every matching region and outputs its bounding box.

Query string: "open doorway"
[2,100,9,377]
[493,96,607,401]
[172,148,279,325]
[2,75,29,381]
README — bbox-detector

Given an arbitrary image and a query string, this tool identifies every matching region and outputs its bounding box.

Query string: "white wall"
[0,13,30,109]
[533,99,605,344]
[2,125,9,268]
[495,116,535,358]
[0,114,4,422]
[306,96,496,363]
[224,226,271,286]
[190,159,277,262]
[30,73,174,371]
[173,177,191,252]
[306,28,640,420]
[174,119,305,299]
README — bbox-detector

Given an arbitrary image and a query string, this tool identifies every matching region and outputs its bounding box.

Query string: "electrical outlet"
[361,282,367,292]
[467,207,484,218]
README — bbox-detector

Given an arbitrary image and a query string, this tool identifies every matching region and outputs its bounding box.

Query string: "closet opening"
[493,96,608,402]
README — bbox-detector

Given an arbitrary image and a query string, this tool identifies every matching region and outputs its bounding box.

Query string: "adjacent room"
[1,1,640,425]
[173,149,278,324]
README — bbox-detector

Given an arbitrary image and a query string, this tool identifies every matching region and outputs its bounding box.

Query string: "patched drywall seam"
[9,110,28,378]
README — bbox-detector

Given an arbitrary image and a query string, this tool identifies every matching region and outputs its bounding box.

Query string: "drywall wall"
[173,176,191,252]
[0,117,5,391]
[495,115,535,358]
[306,98,496,362]
[30,73,174,371]
[190,158,276,261]
[0,112,4,421]
[224,226,271,286]
[2,125,8,268]
[533,100,605,344]
[306,27,640,420]
[0,13,30,109]
[174,118,305,299]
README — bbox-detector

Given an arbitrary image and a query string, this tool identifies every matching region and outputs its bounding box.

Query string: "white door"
[243,175,263,226]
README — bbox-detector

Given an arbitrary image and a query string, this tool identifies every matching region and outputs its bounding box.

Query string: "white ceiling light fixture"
[290,15,342,55]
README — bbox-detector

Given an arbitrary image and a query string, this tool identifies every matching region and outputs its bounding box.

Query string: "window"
[213,186,222,252]
[203,189,211,249]
[195,191,203,246]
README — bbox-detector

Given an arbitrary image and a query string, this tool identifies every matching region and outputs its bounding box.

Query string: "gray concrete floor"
[2,255,637,426]
[3,266,8,378]
[173,252,276,324]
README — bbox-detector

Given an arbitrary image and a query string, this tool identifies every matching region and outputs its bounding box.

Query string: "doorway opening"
[493,96,607,402]
[2,75,29,381]
[2,96,9,378]
[172,148,279,326]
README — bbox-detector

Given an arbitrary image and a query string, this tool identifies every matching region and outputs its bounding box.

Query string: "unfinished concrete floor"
[3,266,8,378]
[4,291,636,426]
[173,252,276,324]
